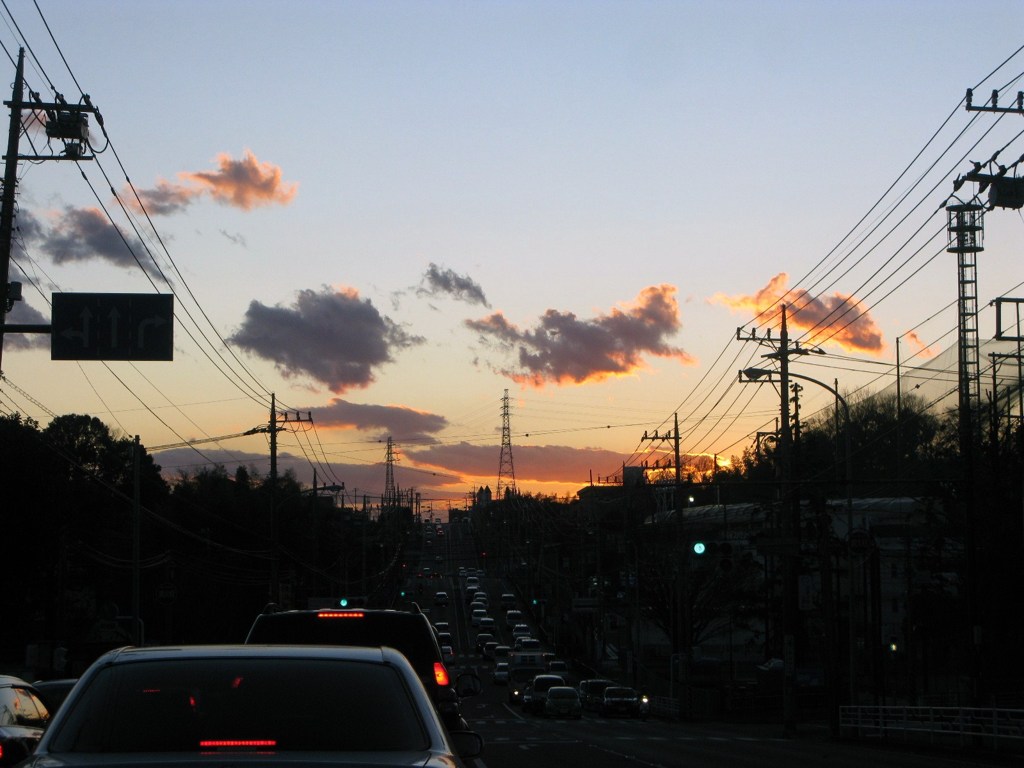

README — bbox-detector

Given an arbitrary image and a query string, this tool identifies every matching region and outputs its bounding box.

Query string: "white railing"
[840,706,1024,750]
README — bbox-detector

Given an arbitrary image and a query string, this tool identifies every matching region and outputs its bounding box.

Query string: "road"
[412,520,1013,768]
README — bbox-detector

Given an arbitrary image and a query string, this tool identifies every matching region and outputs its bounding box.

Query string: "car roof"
[100,644,400,664]
[0,673,34,687]
[532,674,564,683]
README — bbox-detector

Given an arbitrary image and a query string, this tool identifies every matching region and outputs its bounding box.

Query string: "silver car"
[23,644,483,767]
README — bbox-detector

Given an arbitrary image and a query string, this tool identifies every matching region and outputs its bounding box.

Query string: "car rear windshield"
[246,612,439,674]
[50,658,429,753]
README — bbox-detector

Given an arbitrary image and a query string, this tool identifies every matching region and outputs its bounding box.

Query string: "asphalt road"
[414,520,1018,768]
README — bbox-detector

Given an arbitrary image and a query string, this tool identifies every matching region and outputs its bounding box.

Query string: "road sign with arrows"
[51,293,174,361]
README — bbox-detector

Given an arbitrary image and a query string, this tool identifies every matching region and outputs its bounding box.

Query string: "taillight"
[316,610,364,619]
[200,739,277,748]
[434,661,450,686]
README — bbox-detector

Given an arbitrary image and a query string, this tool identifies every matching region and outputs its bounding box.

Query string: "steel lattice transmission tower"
[946,201,984,440]
[383,436,398,511]
[496,389,516,498]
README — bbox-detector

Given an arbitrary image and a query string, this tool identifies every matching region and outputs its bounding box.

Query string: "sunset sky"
[3,1,1024,512]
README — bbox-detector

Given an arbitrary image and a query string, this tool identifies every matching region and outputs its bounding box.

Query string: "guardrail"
[840,705,1024,751]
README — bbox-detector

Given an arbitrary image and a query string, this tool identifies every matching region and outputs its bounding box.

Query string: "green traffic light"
[693,542,706,555]
[339,597,349,607]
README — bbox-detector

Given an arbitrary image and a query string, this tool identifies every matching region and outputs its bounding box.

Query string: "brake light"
[434,661,450,686]
[200,739,276,748]
[316,610,364,619]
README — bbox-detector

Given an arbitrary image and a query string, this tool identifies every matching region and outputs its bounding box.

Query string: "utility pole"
[737,304,826,736]
[246,394,313,605]
[0,48,25,373]
[1,49,98,368]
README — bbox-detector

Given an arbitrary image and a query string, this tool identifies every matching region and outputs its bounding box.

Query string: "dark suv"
[245,603,479,730]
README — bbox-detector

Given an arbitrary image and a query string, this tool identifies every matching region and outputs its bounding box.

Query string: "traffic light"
[337,596,367,608]
[691,541,733,571]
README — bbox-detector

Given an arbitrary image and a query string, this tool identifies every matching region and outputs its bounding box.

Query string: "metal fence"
[840,705,1024,751]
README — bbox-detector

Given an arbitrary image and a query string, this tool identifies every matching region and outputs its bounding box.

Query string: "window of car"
[50,657,430,753]
[0,685,49,727]
[547,686,579,700]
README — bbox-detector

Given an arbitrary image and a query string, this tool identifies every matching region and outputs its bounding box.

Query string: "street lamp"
[739,367,856,708]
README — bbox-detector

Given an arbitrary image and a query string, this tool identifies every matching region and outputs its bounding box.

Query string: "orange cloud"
[711,272,885,355]
[180,149,297,210]
[124,150,297,215]
[466,284,695,387]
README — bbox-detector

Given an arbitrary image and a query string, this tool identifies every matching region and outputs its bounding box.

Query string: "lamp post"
[739,367,855,709]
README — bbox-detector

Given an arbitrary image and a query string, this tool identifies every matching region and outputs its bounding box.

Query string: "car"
[521,673,565,714]
[600,686,643,717]
[437,632,454,650]
[465,576,480,590]
[507,665,544,705]
[434,591,449,606]
[469,600,487,613]
[22,645,484,766]
[514,637,541,653]
[441,644,455,664]
[511,623,531,639]
[433,621,450,634]
[245,604,480,731]
[491,662,510,685]
[470,608,487,626]
[492,644,511,661]
[31,678,77,713]
[478,616,496,633]
[543,685,582,718]
[472,593,489,607]
[546,659,570,677]
[475,632,495,653]
[578,678,617,711]
[0,674,51,764]
[482,641,499,659]
[505,609,524,628]
[500,592,516,609]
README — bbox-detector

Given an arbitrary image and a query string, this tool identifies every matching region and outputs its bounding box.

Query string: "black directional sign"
[51,293,174,361]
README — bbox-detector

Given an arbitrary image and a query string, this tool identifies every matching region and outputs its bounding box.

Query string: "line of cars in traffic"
[508,668,649,719]
[450,569,650,722]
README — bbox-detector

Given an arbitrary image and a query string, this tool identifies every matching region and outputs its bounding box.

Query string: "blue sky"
[3,1,1024,508]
